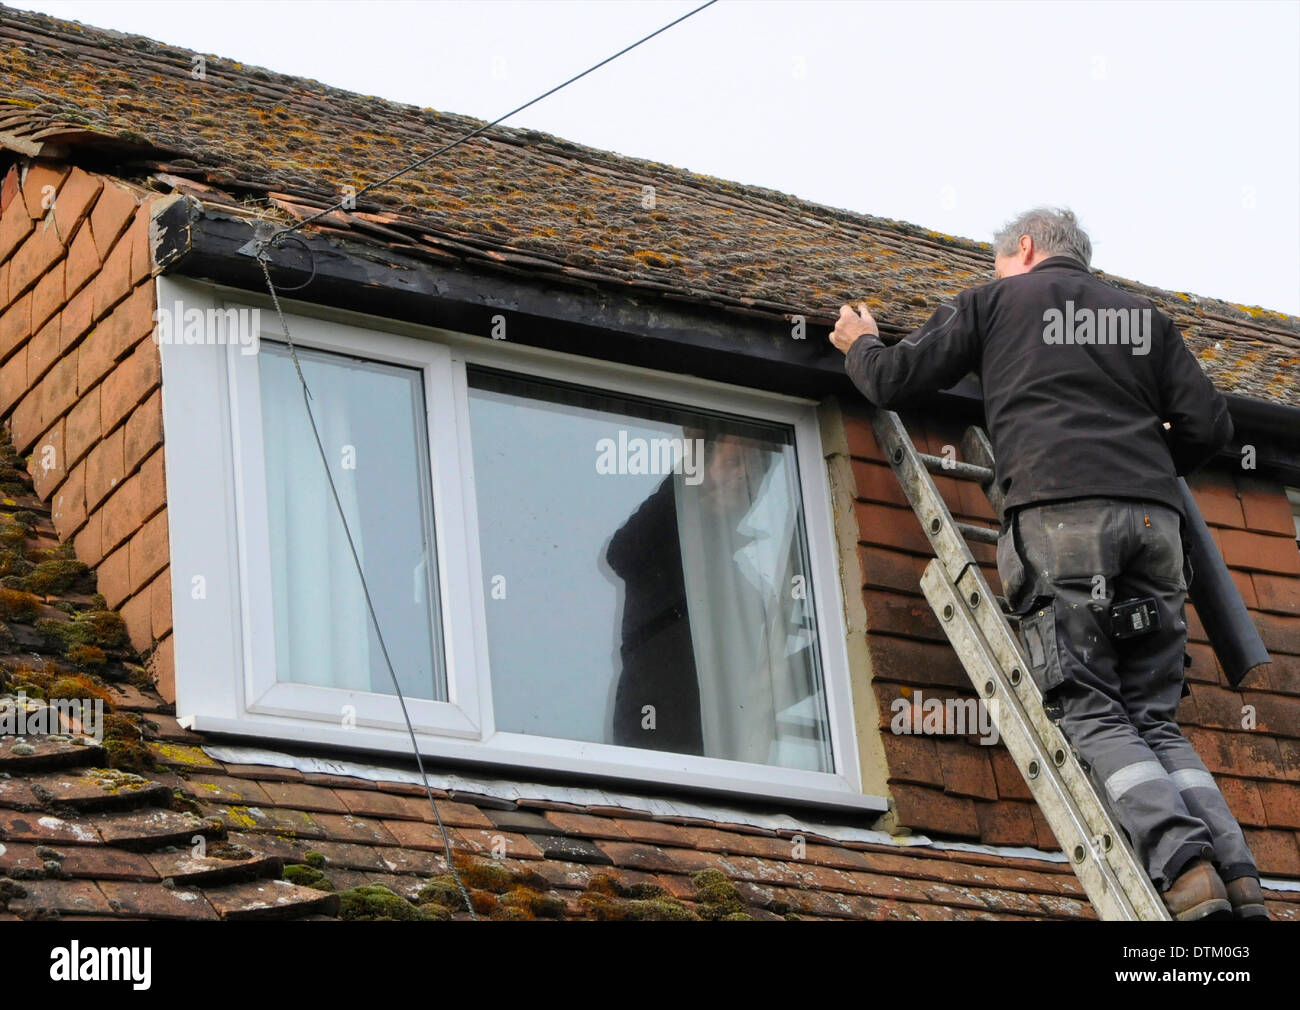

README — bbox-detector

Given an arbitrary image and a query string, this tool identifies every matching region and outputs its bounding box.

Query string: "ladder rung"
[955,521,999,545]
[917,453,993,483]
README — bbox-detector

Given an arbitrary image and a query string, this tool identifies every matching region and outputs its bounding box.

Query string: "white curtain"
[673,441,825,769]
[261,353,371,691]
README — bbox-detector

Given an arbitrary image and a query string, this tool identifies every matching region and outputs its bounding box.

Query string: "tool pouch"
[1018,596,1066,694]
[1110,596,1161,639]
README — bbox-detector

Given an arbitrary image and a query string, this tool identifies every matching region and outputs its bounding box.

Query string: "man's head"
[992,207,1092,279]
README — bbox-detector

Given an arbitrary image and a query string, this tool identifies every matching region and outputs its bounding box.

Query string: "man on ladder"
[829,207,1266,921]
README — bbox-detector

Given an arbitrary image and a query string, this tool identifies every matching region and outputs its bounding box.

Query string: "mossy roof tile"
[0,6,1295,406]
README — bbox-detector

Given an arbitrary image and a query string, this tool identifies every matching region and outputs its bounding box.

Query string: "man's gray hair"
[993,207,1092,267]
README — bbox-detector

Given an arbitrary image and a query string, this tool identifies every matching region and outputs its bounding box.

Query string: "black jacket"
[844,256,1233,517]
[606,475,704,754]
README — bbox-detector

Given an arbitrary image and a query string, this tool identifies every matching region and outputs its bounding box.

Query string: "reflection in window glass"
[260,342,445,701]
[468,368,832,772]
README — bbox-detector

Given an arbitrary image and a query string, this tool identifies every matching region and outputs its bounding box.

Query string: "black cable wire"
[269,0,718,242]
[250,0,722,920]
[258,232,316,291]
[256,258,477,919]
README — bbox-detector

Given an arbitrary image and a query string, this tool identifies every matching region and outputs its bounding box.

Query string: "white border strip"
[199,743,1300,892]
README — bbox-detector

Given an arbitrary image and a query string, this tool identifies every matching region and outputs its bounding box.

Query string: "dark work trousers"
[996,497,1259,891]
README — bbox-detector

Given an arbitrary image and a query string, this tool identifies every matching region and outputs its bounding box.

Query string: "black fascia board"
[152,199,1300,483]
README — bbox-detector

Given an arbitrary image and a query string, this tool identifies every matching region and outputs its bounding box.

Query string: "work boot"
[1225,876,1269,921]
[1162,858,1232,921]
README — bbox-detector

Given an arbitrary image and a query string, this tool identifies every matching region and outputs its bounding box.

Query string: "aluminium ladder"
[870,406,1172,921]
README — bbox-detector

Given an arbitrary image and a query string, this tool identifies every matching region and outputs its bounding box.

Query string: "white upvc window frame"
[159,275,879,812]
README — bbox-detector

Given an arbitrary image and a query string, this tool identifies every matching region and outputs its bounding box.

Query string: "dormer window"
[158,277,870,810]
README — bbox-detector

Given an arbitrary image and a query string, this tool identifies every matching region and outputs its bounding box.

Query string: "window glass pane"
[468,367,832,772]
[260,342,445,701]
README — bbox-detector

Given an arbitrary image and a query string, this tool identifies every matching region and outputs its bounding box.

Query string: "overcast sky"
[13,0,1300,314]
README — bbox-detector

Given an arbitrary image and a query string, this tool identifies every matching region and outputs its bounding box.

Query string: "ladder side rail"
[959,425,1006,518]
[920,561,1153,920]
[956,422,1170,919]
[867,408,1170,919]
[948,562,1172,919]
